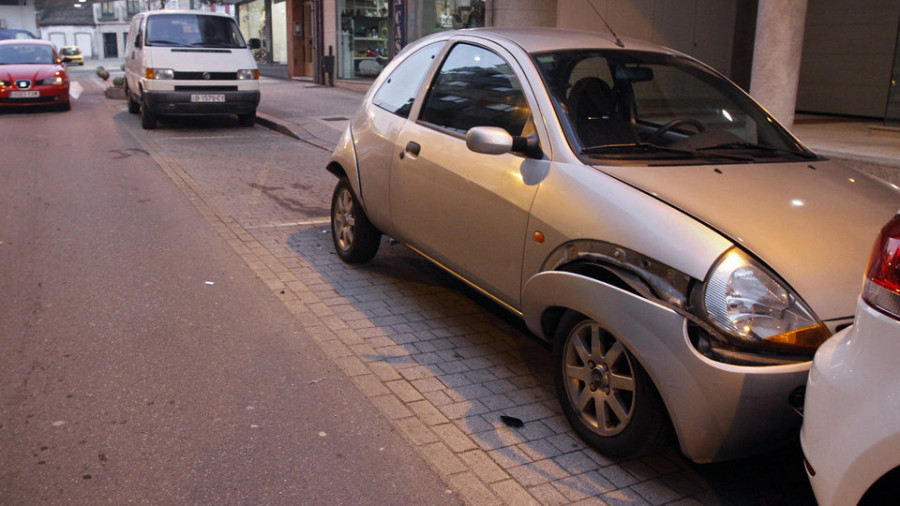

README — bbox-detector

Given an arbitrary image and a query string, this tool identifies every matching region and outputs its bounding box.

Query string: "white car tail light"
[863,214,900,318]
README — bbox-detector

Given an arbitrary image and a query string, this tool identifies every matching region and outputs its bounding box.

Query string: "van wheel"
[141,101,157,130]
[238,110,256,127]
[126,82,140,114]
[553,311,671,459]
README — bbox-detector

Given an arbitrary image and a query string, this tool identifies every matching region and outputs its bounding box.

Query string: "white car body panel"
[802,298,900,505]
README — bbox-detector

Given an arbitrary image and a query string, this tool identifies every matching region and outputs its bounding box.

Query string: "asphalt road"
[0,68,462,505]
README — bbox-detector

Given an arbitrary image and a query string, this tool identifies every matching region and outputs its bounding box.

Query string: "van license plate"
[11,91,40,98]
[191,94,225,103]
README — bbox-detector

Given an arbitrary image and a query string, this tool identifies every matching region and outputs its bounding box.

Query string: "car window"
[0,44,56,64]
[146,14,245,48]
[372,41,444,119]
[534,50,814,163]
[419,43,531,137]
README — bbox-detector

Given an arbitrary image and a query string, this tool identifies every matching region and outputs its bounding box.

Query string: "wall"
[44,28,97,58]
[0,1,37,33]
[492,0,555,27]
[797,0,900,118]
[556,0,738,77]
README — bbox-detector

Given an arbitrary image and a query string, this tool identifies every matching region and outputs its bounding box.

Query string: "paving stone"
[528,482,571,506]
[447,471,503,506]
[408,399,450,426]
[552,472,617,501]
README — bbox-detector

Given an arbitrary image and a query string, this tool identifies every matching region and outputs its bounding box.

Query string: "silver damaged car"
[325,27,900,463]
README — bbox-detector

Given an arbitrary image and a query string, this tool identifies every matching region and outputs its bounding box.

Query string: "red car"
[0,39,70,111]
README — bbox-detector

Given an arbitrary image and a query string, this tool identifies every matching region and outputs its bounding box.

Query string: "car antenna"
[586,0,625,47]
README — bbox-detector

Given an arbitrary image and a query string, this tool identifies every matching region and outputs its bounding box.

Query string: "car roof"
[142,9,236,18]
[448,27,677,55]
[0,38,56,47]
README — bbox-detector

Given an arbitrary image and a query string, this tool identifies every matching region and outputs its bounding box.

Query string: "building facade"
[240,0,900,123]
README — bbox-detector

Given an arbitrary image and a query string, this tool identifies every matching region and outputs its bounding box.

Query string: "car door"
[350,41,445,230]
[390,41,548,309]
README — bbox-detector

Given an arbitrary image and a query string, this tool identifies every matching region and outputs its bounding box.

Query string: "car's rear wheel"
[553,311,670,458]
[141,99,157,129]
[331,178,381,263]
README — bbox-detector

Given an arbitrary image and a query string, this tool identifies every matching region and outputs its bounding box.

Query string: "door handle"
[405,141,421,157]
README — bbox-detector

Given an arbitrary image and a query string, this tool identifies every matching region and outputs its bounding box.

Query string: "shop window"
[434,0,485,30]
[338,0,390,79]
[240,0,268,62]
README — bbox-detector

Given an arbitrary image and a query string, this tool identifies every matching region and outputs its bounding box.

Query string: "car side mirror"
[248,38,261,50]
[466,126,542,159]
[61,56,72,63]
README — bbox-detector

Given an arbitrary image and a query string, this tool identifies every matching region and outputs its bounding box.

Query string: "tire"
[553,311,670,459]
[238,110,256,127]
[140,99,157,130]
[59,99,71,112]
[126,81,140,114]
[330,178,381,263]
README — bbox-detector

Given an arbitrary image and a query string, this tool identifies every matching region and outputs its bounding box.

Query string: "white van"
[125,10,260,129]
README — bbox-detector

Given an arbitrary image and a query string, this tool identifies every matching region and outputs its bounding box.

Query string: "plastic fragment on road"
[500,415,524,428]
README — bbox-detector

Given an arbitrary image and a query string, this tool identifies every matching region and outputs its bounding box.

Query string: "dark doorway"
[103,33,118,58]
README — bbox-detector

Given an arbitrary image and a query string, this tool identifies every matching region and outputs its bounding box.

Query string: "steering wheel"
[647,118,705,145]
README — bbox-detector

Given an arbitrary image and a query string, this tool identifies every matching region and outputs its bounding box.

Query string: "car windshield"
[0,44,57,65]
[533,50,816,163]
[61,47,79,56]
[146,14,246,48]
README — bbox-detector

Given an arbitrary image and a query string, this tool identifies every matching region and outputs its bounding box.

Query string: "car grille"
[174,85,239,92]
[173,71,238,80]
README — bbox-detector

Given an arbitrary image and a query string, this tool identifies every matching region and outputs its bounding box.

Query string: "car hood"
[599,160,900,320]
[0,64,64,81]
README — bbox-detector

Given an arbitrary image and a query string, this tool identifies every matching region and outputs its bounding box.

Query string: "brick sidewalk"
[120,83,817,504]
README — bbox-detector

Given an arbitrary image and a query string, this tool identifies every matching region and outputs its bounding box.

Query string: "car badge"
[16,80,29,89]
[202,72,211,80]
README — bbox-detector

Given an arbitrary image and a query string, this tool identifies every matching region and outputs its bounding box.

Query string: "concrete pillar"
[749,0,808,129]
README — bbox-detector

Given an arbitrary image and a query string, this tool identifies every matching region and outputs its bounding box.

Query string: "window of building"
[126,0,141,18]
[419,43,530,137]
[100,1,116,20]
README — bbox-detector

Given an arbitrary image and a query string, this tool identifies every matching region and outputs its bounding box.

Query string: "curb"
[255,112,335,152]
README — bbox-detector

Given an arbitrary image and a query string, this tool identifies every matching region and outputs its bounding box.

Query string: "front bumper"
[0,86,69,107]
[143,89,260,116]
[523,271,809,463]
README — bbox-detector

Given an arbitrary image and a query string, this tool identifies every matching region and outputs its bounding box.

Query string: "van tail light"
[862,214,900,318]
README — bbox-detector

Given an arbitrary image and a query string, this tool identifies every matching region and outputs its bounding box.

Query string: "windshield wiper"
[696,141,817,159]
[581,142,754,161]
[147,40,184,46]
[581,143,696,156]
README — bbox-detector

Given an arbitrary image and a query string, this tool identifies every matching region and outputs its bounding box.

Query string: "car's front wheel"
[331,178,381,263]
[141,99,157,130]
[238,110,256,127]
[126,81,140,114]
[553,311,670,458]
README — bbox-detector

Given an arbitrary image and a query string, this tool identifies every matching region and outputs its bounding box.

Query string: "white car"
[801,214,900,505]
